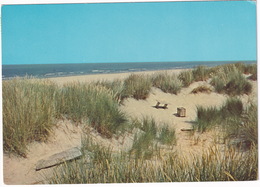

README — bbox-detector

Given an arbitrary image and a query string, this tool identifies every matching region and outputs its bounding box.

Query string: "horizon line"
[2,60,257,66]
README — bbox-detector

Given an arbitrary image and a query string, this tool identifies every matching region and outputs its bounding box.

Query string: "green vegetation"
[56,83,128,138]
[94,79,125,103]
[130,118,175,159]
[178,70,194,87]
[122,74,152,100]
[151,72,182,94]
[2,78,57,157]
[210,67,252,95]
[158,125,176,145]
[195,106,220,132]
[3,78,128,155]
[192,65,211,81]
[195,98,257,147]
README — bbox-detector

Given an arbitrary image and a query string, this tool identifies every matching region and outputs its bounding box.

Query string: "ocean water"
[2,61,256,80]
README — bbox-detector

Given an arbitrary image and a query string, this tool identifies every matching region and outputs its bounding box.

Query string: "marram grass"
[49,141,258,184]
[151,72,182,94]
[2,78,57,157]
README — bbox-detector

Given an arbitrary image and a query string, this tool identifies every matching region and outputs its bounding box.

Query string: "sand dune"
[3,69,257,185]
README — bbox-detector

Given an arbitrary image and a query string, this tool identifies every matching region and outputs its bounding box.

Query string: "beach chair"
[162,104,168,109]
[155,102,160,109]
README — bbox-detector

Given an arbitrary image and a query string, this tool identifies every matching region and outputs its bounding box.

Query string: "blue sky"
[1,1,257,65]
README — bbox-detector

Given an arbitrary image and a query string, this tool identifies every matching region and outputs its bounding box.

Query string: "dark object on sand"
[155,102,160,108]
[154,102,168,109]
[181,128,194,131]
[36,147,82,171]
[177,107,186,117]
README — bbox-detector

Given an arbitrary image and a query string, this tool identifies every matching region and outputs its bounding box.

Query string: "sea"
[2,61,256,80]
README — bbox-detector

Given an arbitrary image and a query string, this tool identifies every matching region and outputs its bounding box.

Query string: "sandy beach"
[3,68,258,185]
[46,68,187,85]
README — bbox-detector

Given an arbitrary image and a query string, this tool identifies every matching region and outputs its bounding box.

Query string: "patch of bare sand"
[3,119,83,185]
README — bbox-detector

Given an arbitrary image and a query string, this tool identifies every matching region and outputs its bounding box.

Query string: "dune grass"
[56,82,128,138]
[151,72,182,94]
[129,118,176,159]
[157,125,176,145]
[192,65,211,81]
[94,79,124,103]
[3,78,128,156]
[195,98,244,132]
[210,67,252,95]
[49,139,258,184]
[2,78,57,157]
[195,98,257,148]
[122,74,152,100]
[178,70,194,87]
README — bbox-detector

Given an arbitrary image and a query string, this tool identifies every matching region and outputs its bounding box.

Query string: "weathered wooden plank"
[181,128,194,132]
[36,147,82,171]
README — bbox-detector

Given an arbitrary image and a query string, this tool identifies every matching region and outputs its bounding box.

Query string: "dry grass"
[191,85,212,94]
[49,140,258,183]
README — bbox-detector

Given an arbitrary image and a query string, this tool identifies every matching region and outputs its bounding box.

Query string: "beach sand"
[3,69,258,185]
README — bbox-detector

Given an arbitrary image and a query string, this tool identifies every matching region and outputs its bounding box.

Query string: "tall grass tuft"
[56,83,128,138]
[210,68,252,95]
[178,70,194,87]
[158,125,176,145]
[195,106,220,132]
[94,79,124,103]
[129,118,176,159]
[2,78,57,157]
[129,118,158,159]
[195,98,257,148]
[152,72,182,94]
[122,74,152,100]
[221,97,243,117]
[192,65,211,81]
[241,104,258,145]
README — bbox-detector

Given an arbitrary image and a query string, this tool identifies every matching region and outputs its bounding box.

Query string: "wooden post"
[177,107,186,117]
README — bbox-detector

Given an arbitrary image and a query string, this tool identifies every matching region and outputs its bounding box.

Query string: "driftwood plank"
[181,128,194,131]
[36,147,82,171]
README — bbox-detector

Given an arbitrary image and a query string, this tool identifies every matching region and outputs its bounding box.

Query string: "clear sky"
[1,1,257,65]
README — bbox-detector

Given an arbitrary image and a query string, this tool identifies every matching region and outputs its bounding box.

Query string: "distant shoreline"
[2,60,256,80]
[46,68,188,85]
